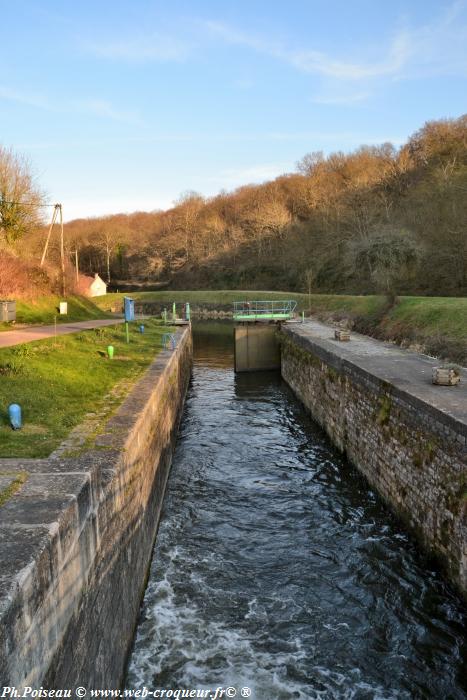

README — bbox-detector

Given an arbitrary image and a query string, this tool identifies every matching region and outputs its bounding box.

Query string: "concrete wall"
[0,327,192,689]
[280,325,467,597]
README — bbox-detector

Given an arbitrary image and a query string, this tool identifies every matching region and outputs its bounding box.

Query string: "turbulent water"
[126,322,466,699]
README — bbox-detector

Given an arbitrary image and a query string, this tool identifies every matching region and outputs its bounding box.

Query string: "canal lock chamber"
[125,321,466,700]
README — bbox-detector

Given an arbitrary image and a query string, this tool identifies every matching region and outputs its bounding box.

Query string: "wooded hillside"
[22,115,467,296]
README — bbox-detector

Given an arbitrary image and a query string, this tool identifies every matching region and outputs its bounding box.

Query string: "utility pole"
[59,204,65,296]
[40,204,60,267]
[40,202,66,297]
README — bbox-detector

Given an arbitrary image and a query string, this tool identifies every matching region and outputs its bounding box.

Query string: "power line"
[0,199,57,208]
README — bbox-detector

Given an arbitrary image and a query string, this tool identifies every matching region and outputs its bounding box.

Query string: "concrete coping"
[283,321,467,439]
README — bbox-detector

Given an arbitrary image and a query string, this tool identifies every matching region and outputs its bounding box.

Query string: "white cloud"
[204,20,411,81]
[222,163,291,181]
[82,34,192,62]
[0,86,50,109]
[76,4,467,83]
[286,32,411,80]
[196,163,293,189]
[403,0,467,77]
[71,98,141,124]
[204,3,467,83]
[310,92,371,105]
[288,32,411,80]
[0,86,141,124]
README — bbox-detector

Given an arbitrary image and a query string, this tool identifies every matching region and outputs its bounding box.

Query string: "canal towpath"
[287,319,467,431]
[0,318,127,349]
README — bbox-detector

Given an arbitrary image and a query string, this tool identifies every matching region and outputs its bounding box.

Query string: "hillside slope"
[34,115,467,298]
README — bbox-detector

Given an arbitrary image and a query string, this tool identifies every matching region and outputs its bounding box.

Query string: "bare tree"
[0,146,45,245]
[173,191,205,262]
[303,267,316,311]
[89,219,127,283]
[346,227,423,300]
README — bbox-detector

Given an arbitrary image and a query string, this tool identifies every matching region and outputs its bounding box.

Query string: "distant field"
[0,295,110,330]
[0,319,172,458]
[2,291,465,363]
[97,290,390,316]
[5,291,466,350]
[95,290,466,338]
[95,291,467,363]
[98,289,311,309]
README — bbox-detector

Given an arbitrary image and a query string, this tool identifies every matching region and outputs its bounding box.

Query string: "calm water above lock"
[126,322,466,699]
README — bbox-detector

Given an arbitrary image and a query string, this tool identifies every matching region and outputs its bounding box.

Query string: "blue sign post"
[124,297,135,322]
[123,297,134,343]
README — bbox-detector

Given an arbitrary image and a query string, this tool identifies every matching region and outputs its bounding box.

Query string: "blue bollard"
[8,403,22,430]
[139,324,145,333]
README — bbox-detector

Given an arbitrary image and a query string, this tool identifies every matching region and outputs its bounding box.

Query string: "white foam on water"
[127,568,312,699]
[127,549,404,700]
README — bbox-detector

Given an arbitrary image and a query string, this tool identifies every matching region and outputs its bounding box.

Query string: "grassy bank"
[0,295,110,330]
[381,297,467,341]
[95,291,467,363]
[305,295,467,362]
[0,319,172,458]
[97,289,311,310]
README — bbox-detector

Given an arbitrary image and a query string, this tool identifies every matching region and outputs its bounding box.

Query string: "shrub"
[0,250,53,299]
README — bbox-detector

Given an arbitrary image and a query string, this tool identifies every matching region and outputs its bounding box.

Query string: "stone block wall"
[0,327,192,689]
[280,328,467,597]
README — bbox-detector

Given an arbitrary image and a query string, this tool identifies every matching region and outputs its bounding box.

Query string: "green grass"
[0,295,111,330]
[0,319,173,458]
[95,289,312,311]
[384,297,467,341]
[305,294,386,316]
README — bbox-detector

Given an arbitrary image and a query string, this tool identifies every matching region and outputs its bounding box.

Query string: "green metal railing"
[233,300,297,321]
[161,333,176,349]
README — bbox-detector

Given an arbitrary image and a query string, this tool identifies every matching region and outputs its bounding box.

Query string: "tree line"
[3,115,467,297]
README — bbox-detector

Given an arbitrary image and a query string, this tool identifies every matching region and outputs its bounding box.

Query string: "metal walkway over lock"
[232,300,297,322]
[233,300,297,372]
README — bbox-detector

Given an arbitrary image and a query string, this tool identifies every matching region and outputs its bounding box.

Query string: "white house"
[78,273,107,297]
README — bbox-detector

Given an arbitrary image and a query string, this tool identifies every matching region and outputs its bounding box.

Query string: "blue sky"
[1,0,466,220]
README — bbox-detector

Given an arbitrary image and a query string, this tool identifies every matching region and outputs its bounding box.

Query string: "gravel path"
[0,318,125,348]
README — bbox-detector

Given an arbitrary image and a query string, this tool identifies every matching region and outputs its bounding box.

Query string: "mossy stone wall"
[280,330,467,597]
